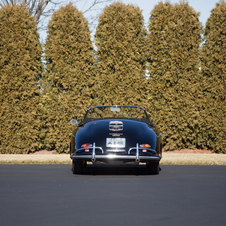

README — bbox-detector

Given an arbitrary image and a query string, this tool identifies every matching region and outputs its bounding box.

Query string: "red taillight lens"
[140,144,150,148]
[140,144,150,152]
[81,144,92,152]
[82,144,92,148]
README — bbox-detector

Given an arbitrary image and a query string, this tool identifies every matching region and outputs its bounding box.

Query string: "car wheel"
[72,160,83,174]
[147,161,159,175]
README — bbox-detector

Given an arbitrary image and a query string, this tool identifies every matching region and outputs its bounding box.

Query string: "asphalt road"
[1,164,226,226]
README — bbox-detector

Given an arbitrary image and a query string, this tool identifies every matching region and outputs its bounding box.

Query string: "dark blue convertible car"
[70,105,162,174]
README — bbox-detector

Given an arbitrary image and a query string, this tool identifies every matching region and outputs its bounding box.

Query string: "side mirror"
[70,119,77,125]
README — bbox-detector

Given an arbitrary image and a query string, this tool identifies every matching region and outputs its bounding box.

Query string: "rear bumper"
[71,142,161,164]
[71,154,160,163]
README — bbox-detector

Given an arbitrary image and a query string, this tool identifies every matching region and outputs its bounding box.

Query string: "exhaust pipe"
[136,143,140,163]
[92,142,96,163]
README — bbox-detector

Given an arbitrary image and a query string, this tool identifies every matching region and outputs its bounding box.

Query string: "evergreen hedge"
[147,1,203,150]
[94,2,148,106]
[1,2,225,154]
[0,5,43,153]
[42,3,95,153]
[200,0,226,153]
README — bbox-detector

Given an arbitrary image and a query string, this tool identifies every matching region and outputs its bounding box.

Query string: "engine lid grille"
[109,121,123,131]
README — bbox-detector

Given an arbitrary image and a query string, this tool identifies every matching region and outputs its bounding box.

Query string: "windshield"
[85,106,147,119]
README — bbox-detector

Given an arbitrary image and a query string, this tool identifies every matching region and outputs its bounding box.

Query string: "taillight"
[140,144,150,152]
[81,144,92,152]
[140,144,150,148]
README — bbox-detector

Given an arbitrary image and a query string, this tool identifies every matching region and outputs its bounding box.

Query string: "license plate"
[106,138,126,148]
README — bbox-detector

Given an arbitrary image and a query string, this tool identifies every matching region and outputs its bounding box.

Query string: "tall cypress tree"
[147,1,203,150]
[94,2,148,106]
[146,1,173,125]
[200,0,226,153]
[43,3,95,152]
[0,5,43,153]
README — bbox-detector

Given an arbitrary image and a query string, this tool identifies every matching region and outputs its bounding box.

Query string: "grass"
[1,153,226,165]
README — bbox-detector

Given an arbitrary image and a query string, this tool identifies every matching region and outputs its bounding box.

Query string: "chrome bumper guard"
[128,143,157,163]
[74,142,104,163]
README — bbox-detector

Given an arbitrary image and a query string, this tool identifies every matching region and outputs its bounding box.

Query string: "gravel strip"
[161,153,226,165]
[0,154,71,164]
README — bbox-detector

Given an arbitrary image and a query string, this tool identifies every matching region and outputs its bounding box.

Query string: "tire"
[147,161,159,175]
[72,160,83,174]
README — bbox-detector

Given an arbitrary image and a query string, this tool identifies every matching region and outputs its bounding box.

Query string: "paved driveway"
[1,165,226,226]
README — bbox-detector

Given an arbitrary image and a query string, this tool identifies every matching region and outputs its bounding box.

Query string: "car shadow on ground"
[80,165,161,175]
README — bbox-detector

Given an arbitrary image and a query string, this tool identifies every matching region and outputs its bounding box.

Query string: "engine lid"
[89,119,143,135]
